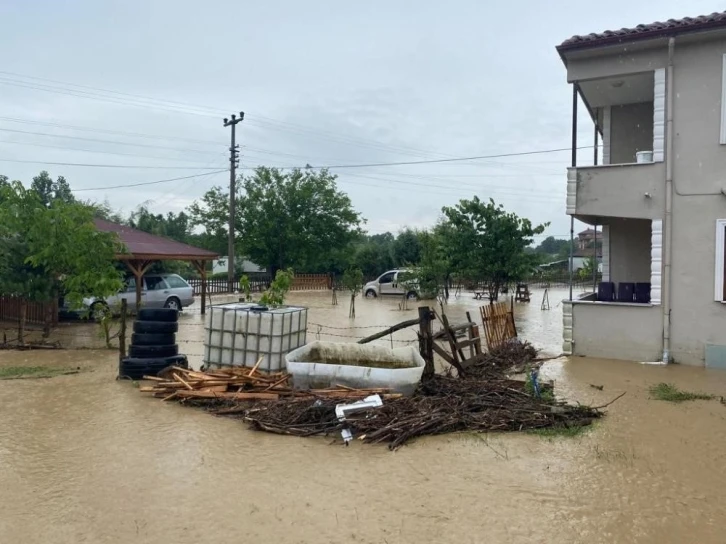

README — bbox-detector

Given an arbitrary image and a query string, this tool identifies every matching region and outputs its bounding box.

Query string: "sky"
[0,0,722,242]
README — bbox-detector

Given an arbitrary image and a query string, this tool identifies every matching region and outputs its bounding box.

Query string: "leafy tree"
[342,267,364,318]
[236,167,362,275]
[440,197,547,300]
[259,268,294,307]
[392,228,422,266]
[534,236,568,257]
[30,171,75,207]
[0,181,124,340]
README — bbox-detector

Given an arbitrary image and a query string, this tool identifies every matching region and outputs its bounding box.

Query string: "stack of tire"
[119,308,188,380]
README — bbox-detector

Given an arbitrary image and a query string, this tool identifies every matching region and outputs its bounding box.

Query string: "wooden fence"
[0,296,58,326]
[479,299,517,350]
[188,273,331,296]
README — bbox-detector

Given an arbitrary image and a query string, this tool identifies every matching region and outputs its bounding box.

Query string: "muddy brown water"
[2,288,726,543]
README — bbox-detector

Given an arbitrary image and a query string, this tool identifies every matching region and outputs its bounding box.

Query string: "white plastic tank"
[204,303,308,372]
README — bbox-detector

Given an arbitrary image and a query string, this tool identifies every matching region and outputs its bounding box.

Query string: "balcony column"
[569,83,578,301]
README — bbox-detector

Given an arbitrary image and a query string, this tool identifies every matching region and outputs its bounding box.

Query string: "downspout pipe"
[662,37,675,363]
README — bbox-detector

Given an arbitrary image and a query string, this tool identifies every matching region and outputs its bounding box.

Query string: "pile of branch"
[241,374,607,449]
[139,362,400,404]
[465,340,539,377]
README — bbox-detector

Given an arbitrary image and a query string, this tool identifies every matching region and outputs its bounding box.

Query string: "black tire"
[163,297,182,311]
[129,344,179,358]
[137,308,178,322]
[365,289,377,298]
[131,332,176,346]
[133,320,178,334]
[119,355,188,380]
[406,291,418,300]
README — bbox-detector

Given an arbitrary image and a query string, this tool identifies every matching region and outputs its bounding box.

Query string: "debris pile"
[138,344,613,450]
[240,374,604,449]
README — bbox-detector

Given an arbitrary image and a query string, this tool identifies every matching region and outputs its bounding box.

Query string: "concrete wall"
[571,302,662,361]
[610,102,654,164]
[574,162,664,220]
[607,218,651,283]
[566,44,668,82]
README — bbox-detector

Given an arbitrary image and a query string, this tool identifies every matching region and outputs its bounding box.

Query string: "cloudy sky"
[0,0,721,241]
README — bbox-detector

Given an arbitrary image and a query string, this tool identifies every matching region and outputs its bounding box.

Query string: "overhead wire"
[73,169,228,192]
[0,158,225,169]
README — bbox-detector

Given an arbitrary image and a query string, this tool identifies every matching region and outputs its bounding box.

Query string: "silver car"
[84,274,195,315]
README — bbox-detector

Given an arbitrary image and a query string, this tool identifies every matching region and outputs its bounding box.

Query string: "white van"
[363,269,418,299]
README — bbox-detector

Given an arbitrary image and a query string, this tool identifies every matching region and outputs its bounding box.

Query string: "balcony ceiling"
[580,72,654,108]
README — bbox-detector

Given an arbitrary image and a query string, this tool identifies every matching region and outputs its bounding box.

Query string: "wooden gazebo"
[94,219,219,314]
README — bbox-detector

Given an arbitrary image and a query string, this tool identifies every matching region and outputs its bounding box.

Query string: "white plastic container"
[285,341,425,396]
[204,303,308,372]
[636,150,653,163]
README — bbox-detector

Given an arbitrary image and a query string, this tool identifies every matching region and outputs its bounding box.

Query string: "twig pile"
[241,374,604,449]
[466,340,539,377]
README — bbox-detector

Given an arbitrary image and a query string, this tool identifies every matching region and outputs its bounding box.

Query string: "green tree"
[393,228,422,266]
[0,181,124,339]
[30,171,75,207]
[342,267,364,318]
[236,167,362,275]
[534,236,569,257]
[440,197,547,300]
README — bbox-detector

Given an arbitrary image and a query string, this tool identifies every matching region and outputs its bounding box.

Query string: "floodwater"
[2,287,726,543]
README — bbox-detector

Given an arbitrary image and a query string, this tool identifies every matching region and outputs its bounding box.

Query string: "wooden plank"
[175,390,280,400]
[173,372,194,391]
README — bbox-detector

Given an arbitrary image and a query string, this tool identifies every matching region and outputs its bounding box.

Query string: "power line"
[0,139,226,164]
[0,158,224,169]
[0,116,225,146]
[73,169,228,191]
[0,127,222,155]
[235,146,589,171]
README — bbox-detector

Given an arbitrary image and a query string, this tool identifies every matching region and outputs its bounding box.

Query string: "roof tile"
[558,11,726,51]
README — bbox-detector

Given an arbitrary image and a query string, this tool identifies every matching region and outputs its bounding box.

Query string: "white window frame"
[715,219,726,301]
[721,55,726,144]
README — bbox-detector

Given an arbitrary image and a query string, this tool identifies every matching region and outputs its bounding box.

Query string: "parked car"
[80,274,195,317]
[363,269,418,299]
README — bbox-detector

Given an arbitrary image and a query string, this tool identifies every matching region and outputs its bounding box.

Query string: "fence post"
[18,298,26,347]
[119,299,127,363]
[419,306,435,380]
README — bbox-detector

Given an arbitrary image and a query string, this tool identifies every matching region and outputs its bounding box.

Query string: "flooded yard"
[1,288,726,543]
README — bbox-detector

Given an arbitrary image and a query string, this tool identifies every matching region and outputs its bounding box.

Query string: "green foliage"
[0,366,79,379]
[259,268,294,307]
[190,168,362,274]
[30,171,75,207]
[648,383,714,403]
[393,228,422,266]
[239,275,252,301]
[578,256,598,281]
[440,197,547,298]
[342,267,364,318]
[533,236,569,258]
[0,180,124,312]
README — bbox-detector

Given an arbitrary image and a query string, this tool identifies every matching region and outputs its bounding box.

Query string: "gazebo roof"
[94,218,219,261]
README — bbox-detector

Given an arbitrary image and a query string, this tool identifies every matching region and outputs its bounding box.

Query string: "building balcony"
[566,162,664,220]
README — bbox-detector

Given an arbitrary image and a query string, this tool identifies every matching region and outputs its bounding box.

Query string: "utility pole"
[223,112,244,291]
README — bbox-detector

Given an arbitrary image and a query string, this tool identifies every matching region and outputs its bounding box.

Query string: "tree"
[236,167,362,275]
[534,236,568,256]
[30,171,75,207]
[0,181,124,340]
[393,228,422,266]
[440,197,547,300]
[342,267,364,318]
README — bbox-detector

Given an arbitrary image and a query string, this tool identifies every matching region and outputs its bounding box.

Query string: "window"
[165,275,189,289]
[124,278,136,292]
[714,219,726,301]
[146,277,168,291]
[379,272,395,284]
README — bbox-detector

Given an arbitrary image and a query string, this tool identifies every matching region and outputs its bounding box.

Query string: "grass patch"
[0,366,80,380]
[528,425,590,439]
[648,382,714,403]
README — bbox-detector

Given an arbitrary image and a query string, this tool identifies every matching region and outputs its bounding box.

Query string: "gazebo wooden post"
[124,259,153,311]
[192,260,208,315]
